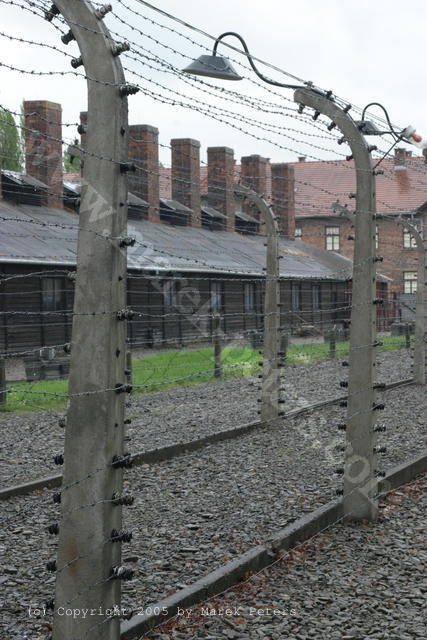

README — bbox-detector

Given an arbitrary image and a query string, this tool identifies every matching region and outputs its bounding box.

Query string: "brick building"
[155,149,425,300]
[288,150,426,298]
[0,99,369,359]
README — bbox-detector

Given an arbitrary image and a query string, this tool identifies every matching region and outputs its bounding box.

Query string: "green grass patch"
[1,335,408,413]
[286,334,407,364]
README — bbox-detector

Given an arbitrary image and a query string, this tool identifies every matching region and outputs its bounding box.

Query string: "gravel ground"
[0,348,414,487]
[144,475,427,640]
[0,367,425,638]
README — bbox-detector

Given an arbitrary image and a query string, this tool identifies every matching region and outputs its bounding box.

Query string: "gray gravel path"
[144,475,427,640]
[0,376,425,638]
[0,348,414,487]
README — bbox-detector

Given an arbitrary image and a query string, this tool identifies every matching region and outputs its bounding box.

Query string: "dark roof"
[160,198,193,214]
[235,210,259,224]
[0,199,364,281]
[201,205,227,220]
[63,180,81,195]
[128,192,149,208]
[2,170,48,191]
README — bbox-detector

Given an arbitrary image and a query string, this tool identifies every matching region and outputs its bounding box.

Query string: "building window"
[163,280,177,310]
[244,282,256,312]
[403,228,417,248]
[312,284,321,311]
[375,225,379,249]
[403,271,417,294]
[291,283,302,311]
[42,278,65,311]
[294,227,302,238]
[211,281,223,313]
[326,226,340,251]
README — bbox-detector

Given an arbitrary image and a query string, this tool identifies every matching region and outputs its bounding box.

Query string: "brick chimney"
[394,147,411,169]
[24,100,62,208]
[207,146,235,232]
[128,124,160,223]
[271,163,295,238]
[240,155,268,230]
[171,138,201,226]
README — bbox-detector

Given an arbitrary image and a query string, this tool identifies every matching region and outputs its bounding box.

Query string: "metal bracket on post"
[47,1,136,638]
[295,88,378,521]
[234,184,281,423]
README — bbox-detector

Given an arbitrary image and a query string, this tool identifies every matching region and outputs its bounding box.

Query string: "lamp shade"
[182,54,243,81]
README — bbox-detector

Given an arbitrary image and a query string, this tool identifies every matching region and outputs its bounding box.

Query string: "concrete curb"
[120,449,427,639]
[0,474,62,499]
[0,378,415,501]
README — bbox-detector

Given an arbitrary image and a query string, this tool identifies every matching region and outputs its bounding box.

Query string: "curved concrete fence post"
[295,88,378,522]
[46,1,134,637]
[234,184,281,423]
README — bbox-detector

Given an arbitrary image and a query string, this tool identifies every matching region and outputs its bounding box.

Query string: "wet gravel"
[0,360,425,637]
[0,348,414,487]
[144,475,427,640]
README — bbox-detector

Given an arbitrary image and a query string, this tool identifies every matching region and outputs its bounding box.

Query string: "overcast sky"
[1,0,426,166]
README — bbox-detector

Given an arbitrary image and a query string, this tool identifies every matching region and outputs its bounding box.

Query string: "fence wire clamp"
[111,41,130,56]
[94,4,112,19]
[44,3,59,21]
[118,236,136,248]
[117,308,134,321]
[111,453,133,469]
[61,30,75,44]
[110,565,134,580]
[119,162,137,173]
[110,529,133,543]
[71,56,83,69]
[47,523,59,535]
[119,84,140,96]
[112,492,134,506]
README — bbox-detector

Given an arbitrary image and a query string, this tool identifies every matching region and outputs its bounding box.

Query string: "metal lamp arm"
[212,31,301,89]
[361,102,401,139]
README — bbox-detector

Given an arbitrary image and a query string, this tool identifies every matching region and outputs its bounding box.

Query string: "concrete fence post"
[279,331,288,367]
[329,326,337,359]
[46,1,136,638]
[213,313,222,378]
[234,184,281,423]
[0,359,5,406]
[404,323,411,349]
[295,88,378,522]
[126,350,133,387]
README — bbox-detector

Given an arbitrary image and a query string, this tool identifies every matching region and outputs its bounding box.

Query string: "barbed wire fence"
[0,1,425,640]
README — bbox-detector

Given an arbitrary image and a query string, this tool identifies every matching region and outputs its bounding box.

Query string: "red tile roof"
[289,155,427,218]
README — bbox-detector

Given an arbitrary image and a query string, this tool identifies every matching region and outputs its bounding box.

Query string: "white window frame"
[403,228,417,249]
[163,280,177,310]
[326,226,340,251]
[244,282,256,312]
[291,283,302,311]
[42,277,65,312]
[294,227,302,238]
[312,284,321,311]
[403,271,417,294]
[211,281,223,313]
